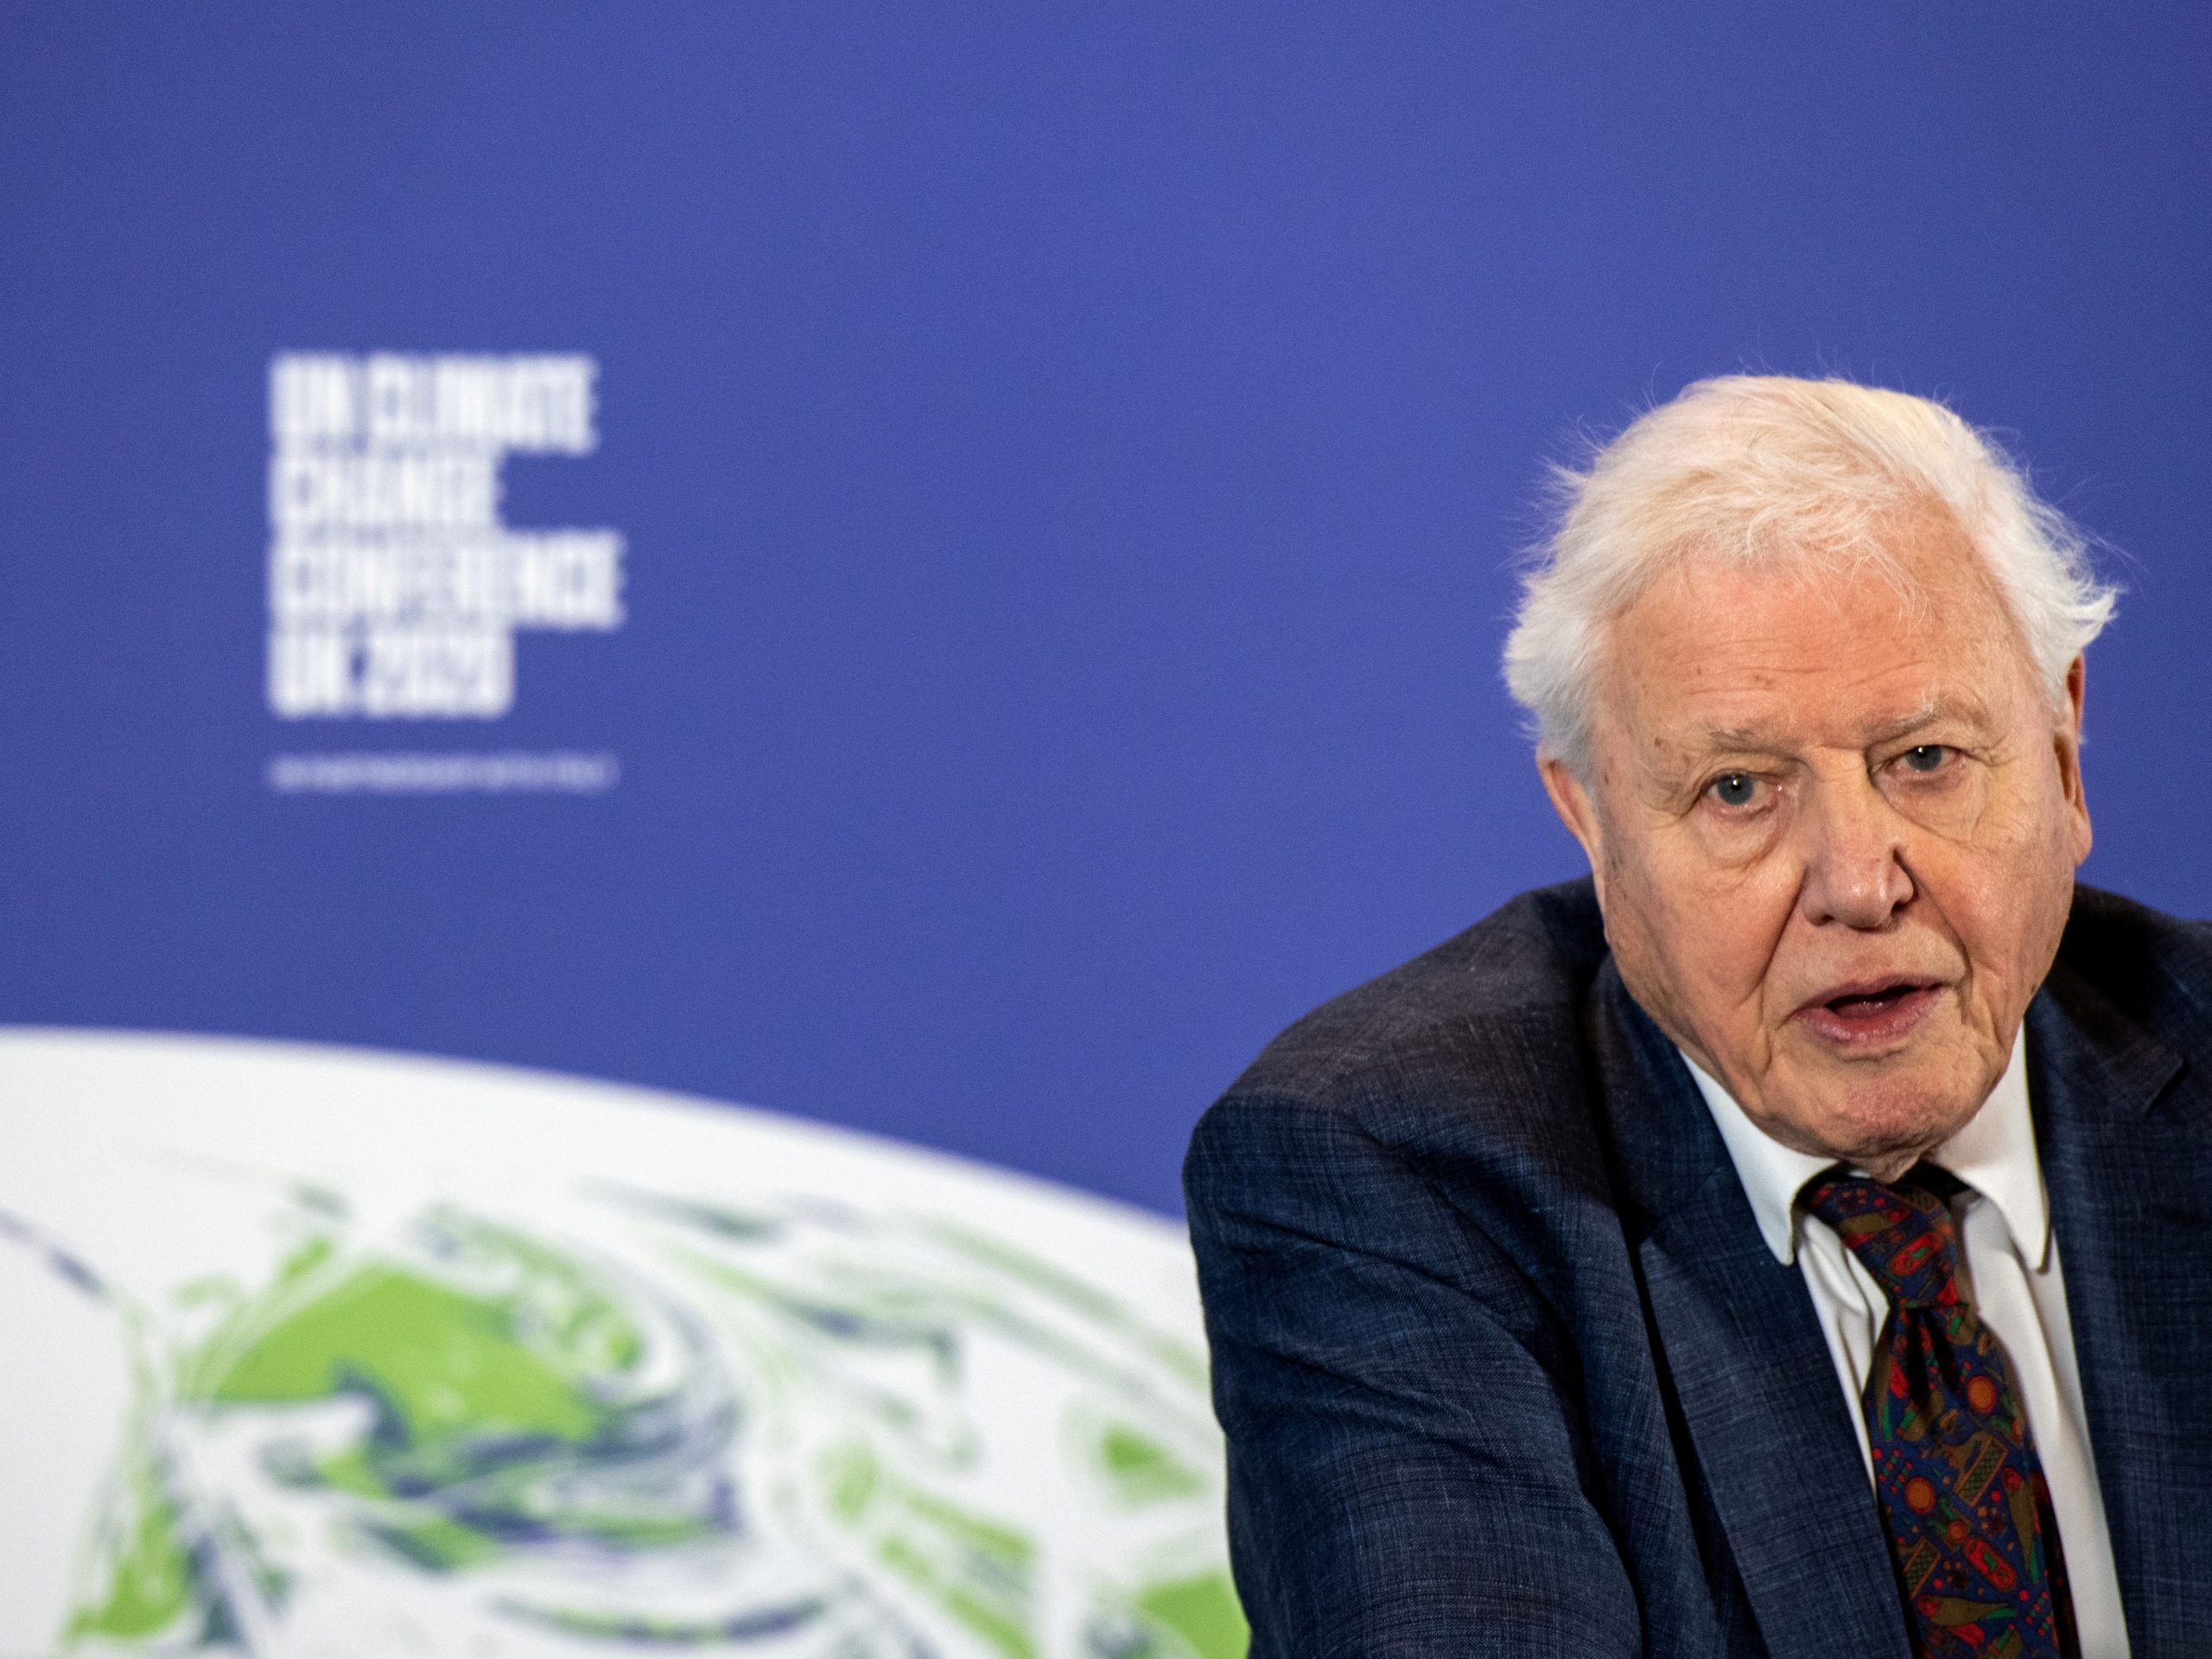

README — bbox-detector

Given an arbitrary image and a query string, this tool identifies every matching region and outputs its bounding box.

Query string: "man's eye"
[1898,744,1949,774]
[1708,772,1758,808]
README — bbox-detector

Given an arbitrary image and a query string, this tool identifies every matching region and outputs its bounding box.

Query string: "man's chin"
[1764,1061,1989,1171]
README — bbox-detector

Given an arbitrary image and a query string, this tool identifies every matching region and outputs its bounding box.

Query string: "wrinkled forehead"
[1590,523,2037,765]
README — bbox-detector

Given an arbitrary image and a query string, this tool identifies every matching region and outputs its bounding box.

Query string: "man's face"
[1541,510,2092,1178]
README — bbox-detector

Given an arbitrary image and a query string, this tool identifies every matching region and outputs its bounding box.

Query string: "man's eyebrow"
[1686,697,1993,756]
[1856,696,1995,746]
[1690,723,1787,753]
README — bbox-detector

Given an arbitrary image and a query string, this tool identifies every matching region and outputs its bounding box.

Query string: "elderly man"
[1185,378,2212,1658]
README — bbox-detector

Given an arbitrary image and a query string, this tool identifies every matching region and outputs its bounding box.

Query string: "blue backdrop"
[5,5,2209,1216]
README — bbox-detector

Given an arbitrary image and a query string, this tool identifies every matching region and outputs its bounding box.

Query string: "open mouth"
[1826,982,1928,1017]
[1795,978,1944,1045]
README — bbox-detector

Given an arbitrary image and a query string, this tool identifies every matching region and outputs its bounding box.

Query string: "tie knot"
[1802,1169,1964,1308]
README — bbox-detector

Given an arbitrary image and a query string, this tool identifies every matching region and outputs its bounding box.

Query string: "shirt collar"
[1680,1031,2049,1271]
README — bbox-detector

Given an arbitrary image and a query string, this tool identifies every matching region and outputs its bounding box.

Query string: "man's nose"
[1796,775,1914,929]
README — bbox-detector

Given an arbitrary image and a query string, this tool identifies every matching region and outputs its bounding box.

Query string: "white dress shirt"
[1681,1036,2129,1656]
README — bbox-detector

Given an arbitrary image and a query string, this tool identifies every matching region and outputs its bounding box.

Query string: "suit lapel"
[2027,967,2212,1652]
[1593,969,1911,1659]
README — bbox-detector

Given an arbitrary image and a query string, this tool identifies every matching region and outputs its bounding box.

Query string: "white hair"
[1501,375,2118,773]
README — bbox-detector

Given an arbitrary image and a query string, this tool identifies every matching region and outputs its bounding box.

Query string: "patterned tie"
[1803,1169,2076,1659]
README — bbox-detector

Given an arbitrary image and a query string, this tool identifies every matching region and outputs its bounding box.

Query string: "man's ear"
[1539,753,1608,901]
[2056,652,2092,866]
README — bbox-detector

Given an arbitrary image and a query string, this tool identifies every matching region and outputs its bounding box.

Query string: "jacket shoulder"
[1192,880,1613,1194]
[1221,877,1606,1108]
[2057,883,2212,1049]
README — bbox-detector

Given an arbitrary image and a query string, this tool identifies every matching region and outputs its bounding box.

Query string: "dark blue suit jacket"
[1185,880,2212,1657]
